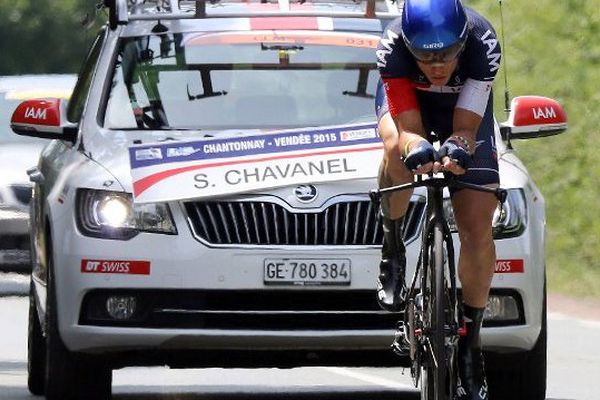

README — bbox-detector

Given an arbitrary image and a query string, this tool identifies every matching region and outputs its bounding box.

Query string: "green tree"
[0,0,104,74]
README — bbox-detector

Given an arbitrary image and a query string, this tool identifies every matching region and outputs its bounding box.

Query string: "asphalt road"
[1,273,599,400]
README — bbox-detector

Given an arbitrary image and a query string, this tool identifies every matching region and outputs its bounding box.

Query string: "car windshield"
[104,31,380,130]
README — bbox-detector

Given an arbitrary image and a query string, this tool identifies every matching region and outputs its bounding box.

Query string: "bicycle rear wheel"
[420,222,447,400]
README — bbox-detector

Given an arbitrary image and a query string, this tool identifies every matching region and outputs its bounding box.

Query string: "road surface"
[1,273,599,400]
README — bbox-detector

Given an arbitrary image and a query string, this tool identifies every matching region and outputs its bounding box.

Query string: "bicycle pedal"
[391,339,409,356]
[458,320,467,336]
[391,323,410,356]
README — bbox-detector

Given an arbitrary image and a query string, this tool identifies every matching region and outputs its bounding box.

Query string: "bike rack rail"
[103,0,402,28]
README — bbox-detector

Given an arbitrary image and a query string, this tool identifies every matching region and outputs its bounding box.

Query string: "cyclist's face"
[416,59,459,86]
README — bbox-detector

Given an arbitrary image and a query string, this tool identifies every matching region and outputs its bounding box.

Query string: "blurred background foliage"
[0,0,103,74]
[0,0,598,297]
[468,0,600,298]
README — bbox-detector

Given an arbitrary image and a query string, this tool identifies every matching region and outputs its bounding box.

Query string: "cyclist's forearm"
[392,112,427,157]
[398,132,427,157]
[453,108,482,152]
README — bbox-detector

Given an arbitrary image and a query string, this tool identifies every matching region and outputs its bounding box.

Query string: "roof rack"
[104,0,401,28]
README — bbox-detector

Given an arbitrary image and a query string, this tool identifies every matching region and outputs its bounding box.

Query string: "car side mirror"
[499,96,567,140]
[10,98,78,143]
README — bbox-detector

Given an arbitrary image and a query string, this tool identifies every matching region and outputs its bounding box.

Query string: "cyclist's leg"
[452,189,494,399]
[452,189,497,307]
[451,97,499,308]
[375,81,412,311]
[451,101,498,400]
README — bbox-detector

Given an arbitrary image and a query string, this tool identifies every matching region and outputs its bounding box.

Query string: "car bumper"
[50,229,541,359]
[0,207,29,234]
[0,207,31,271]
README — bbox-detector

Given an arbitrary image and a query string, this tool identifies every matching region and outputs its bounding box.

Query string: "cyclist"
[374,0,501,398]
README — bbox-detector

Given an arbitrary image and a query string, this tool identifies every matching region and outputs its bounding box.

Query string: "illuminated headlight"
[484,294,521,322]
[76,189,176,239]
[443,189,527,239]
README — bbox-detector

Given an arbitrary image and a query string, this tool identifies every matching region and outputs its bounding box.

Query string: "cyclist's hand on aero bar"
[404,139,438,174]
[435,136,473,175]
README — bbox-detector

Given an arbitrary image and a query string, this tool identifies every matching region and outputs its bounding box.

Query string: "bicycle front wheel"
[421,222,447,400]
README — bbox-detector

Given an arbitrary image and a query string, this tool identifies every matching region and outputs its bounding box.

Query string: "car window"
[104,31,380,130]
[67,29,107,124]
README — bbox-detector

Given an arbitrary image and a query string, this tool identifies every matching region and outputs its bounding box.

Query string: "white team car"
[11,1,566,400]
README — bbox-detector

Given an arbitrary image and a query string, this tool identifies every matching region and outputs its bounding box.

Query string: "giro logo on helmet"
[423,42,445,49]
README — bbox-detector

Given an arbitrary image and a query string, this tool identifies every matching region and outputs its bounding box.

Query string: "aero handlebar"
[369,176,508,204]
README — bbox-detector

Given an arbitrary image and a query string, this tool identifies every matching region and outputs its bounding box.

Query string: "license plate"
[264,258,351,286]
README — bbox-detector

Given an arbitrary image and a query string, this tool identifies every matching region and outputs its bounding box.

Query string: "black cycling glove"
[404,140,438,171]
[438,137,474,170]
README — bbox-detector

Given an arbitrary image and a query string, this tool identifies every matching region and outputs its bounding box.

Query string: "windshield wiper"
[260,44,304,51]
[187,85,227,101]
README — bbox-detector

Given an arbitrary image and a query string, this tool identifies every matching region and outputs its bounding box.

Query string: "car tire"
[486,282,547,400]
[44,243,112,400]
[27,280,46,396]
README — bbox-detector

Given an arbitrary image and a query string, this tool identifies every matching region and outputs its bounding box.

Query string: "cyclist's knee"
[452,192,496,234]
[457,219,494,248]
[454,209,494,248]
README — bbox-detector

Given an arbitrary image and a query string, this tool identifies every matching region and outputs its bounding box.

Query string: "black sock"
[462,304,485,348]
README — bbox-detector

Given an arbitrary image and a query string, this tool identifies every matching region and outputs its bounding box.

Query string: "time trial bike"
[370,174,507,400]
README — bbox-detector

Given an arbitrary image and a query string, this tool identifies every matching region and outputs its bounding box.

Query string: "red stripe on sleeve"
[383,78,419,118]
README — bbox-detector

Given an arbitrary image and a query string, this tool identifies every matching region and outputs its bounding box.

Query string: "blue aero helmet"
[401,0,469,64]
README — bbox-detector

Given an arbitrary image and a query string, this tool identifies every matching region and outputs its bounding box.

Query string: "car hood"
[85,127,383,202]
[86,128,268,190]
[0,142,46,185]
[497,149,530,189]
[86,129,532,203]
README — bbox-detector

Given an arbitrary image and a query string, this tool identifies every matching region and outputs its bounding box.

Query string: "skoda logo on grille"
[294,184,318,203]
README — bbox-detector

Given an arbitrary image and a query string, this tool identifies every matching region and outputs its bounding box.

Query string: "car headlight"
[76,189,177,240]
[492,189,527,239]
[443,188,527,239]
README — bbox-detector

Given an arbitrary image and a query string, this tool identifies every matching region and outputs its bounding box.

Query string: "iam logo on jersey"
[294,184,318,203]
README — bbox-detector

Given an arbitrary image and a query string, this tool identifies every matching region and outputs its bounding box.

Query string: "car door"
[32,29,108,296]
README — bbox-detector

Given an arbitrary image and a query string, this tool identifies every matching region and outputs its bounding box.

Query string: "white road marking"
[327,367,416,390]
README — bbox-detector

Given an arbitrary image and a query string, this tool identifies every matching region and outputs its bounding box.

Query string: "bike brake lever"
[496,188,508,204]
[369,189,382,204]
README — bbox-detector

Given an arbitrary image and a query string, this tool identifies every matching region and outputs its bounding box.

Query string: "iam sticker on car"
[81,259,151,275]
[494,259,524,273]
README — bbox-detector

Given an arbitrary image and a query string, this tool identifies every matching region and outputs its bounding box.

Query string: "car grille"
[183,199,425,246]
[10,185,32,206]
[80,289,400,330]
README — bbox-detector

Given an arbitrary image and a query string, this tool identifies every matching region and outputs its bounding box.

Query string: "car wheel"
[44,243,112,400]
[27,280,46,396]
[486,281,547,400]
